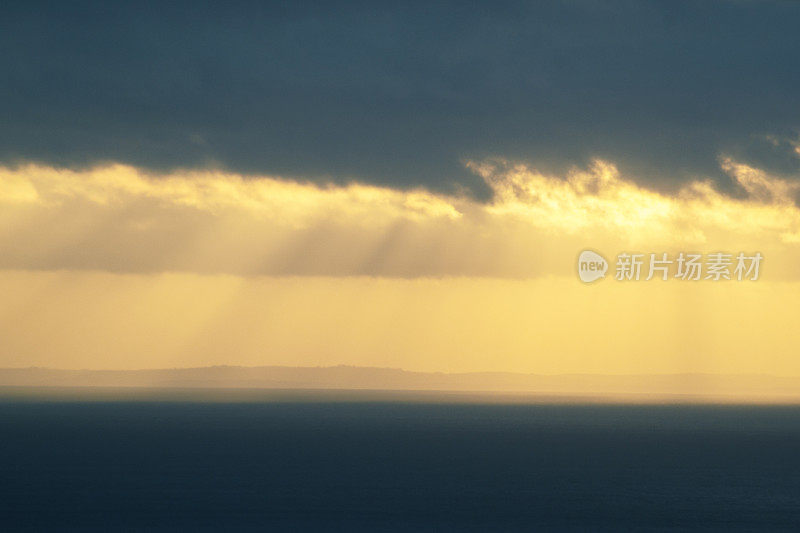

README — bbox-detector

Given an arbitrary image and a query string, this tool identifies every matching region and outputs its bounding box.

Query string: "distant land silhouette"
[2,366,800,402]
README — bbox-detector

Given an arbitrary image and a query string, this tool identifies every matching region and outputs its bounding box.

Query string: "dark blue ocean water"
[2,393,800,531]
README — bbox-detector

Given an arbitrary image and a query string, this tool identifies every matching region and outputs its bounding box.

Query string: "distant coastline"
[2,366,800,403]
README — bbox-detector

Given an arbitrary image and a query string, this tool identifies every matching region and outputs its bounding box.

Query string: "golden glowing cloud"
[4,158,796,277]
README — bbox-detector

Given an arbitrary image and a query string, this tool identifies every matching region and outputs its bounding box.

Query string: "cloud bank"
[2,1,800,196]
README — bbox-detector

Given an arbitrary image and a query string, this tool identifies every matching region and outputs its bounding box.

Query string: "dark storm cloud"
[2,0,800,198]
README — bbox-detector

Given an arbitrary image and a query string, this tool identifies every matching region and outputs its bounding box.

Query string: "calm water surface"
[1,389,799,531]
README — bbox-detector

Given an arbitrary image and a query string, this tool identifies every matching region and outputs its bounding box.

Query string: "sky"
[1,0,800,379]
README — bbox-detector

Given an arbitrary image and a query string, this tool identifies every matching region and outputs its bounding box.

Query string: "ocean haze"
[3,366,800,402]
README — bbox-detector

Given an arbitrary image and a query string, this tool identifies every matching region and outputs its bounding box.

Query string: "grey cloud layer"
[2,0,800,197]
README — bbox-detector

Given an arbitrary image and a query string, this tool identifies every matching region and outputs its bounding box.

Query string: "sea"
[1,388,799,531]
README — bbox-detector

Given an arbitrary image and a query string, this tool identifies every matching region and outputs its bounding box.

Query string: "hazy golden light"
[1,159,799,379]
[0,270,798,376]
